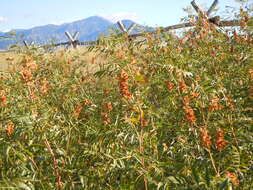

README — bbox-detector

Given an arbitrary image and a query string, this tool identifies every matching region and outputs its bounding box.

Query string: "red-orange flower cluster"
[29,89,37,101]
[73,99,92,118]
[73,103,83,118]
[40,79,50,94]
[20,56,38,82]
[102,102,113,125]
[104,102,113,112]
[200,127,212,149]
[216,128,227,151]
[139,112,148,127]
[21,69,33,82]
[182,92,196,123]
[101,112,111,125]
[225,97,235,110]
[190,91,199,99]
[119,70,132,99]
[209,96,223,112]
[179,80,187,93]
[240,8,249,29]
[183,105,196,123]
[182,95,191,105]
[165,81,174,90]
[225,171,240,186]
[0,90,7,106]
[6,121,15,137]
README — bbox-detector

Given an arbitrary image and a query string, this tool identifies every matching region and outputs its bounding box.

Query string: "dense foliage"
[0,10,253,190]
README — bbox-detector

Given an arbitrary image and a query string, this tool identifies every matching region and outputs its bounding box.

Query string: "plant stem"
[208,149,220,177]
[139,128,148,190]
[44,138,63,190]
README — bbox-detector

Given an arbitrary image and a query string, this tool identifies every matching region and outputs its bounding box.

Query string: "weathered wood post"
[23,40,30,49]
[65,31,80,49]
[117,20,137,41]
[188,0,220,39]
[191,0,220,25]
[207,0,219,17]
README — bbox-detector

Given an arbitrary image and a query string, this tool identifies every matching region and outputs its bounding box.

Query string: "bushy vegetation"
[0,8,253,190]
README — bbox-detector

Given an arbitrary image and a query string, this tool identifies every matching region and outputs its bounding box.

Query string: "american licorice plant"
[0,6,253,190]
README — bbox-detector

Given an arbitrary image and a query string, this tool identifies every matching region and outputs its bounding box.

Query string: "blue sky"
[0,0,246,32]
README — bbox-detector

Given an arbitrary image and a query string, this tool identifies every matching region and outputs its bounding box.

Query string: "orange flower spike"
[6,121,15,136]
[191,91,199,99]
[29,89,37,101]
[216,128,227,151]
[200,127,212,149]
[165,81,174,90]
[225,171,240,186]
[83,99,91,106]
[183,105,196,123]
[22,56,37,71]
[73,103,83,118]
[26,60,38,71]
[101,102,113,125]
[40,79,50,94]
[233,31,238,43]
[0,90,7,106]
[21,67,33,82]
[118,70,132,99]
[140,120,148,127]
[104,102,113,112]
[119,70,129,81]
[179,80,187,93]
[209,96,223,112]
[182,96,191,105]
[102,112,111,125]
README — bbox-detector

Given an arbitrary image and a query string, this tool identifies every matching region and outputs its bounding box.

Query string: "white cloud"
[101,12,140,23]
[0,16,7,23]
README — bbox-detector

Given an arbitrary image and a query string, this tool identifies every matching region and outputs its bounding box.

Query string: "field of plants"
[0,8,253,190]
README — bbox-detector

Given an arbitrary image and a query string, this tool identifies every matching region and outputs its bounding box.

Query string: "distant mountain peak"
[0,16,150,50]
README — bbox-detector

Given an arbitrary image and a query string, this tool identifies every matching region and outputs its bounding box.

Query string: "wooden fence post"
[23,40,30,49]
[117,20,137,34]
[191,0,219,24]
[65,31,80,48]
[117,21,137,41]
[207,0,219,16]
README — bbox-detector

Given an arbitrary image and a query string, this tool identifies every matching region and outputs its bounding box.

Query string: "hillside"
[0,16,147,49]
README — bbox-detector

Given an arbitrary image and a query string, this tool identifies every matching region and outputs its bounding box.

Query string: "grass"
[0,48,104,73]
[0,51,23,71]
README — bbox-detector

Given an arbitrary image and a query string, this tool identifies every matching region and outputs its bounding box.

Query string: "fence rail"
[19,0,252,50]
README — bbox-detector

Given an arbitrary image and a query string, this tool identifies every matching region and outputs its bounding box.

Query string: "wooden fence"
[22,0,251,50]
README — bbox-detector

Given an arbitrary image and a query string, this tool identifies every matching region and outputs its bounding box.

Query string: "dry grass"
[0,51,23,71]
[0,47,105,74]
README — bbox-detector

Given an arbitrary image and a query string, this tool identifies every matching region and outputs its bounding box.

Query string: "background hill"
[0,16,148,50]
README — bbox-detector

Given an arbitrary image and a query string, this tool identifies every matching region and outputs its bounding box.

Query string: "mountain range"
[0,16,148,50]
